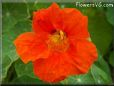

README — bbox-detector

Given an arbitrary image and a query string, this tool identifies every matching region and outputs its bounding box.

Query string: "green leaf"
[2,3,31,80]
[109,51,114,67]
[12,75,44,84]
[14,59,45,84]
[2,56,12,79]
[2,3,29,20]
[33,3,51,10]
[14,59,35,78]
[91,64,111,84]
[88,8,112,55]
[106,7,114,26]
[61,73,95,84]
[61,52,112,84]
[94,51,111,75]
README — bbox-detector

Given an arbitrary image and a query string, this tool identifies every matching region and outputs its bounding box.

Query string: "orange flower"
[14,3,98,83]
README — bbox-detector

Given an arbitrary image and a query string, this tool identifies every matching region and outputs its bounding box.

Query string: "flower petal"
[62,8,90,38]
[33,52,81,83]
[32,9,54,33]
[67,39,98,73]
[47,3,63,30]
[14,32,49,64]
[32,3,63,34]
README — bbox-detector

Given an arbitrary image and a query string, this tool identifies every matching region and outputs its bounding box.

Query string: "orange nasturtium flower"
[14,3,98,83]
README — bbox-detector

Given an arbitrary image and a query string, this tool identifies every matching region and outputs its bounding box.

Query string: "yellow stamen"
[60,30,64,40]
[47,30,69,52]
[50,30,65,43]
[51,34,60,43]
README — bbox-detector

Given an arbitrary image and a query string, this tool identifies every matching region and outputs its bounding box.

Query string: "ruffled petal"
[32,9,54,33]
[32,3,63,34]
[14,32,49,63]
[62,8,90,38]
[67,39,98,73]
[33,52,81,83]
[47,3,63,30]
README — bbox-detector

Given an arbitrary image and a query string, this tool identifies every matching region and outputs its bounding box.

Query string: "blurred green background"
[1,1,114,85]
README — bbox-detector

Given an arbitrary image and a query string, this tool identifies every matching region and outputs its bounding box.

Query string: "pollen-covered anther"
[47,30,69,52]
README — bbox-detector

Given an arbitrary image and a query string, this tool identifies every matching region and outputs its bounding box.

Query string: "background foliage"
[1,1,114,85]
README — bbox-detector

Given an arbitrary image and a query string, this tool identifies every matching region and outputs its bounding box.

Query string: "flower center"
[51,30,65,43]
[47,30,69,52]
